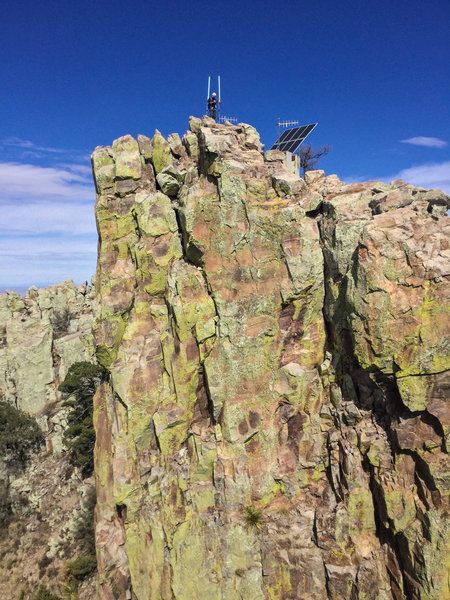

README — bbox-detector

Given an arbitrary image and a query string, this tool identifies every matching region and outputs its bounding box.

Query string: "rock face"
[0,280,95,450]
[0,280,97,599]
[92,118,449,600]
[0,453,97,600]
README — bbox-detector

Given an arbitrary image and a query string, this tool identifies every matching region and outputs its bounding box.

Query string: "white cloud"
[0,161,94,203]
[391,161,450,193]
[59,163,93,176]
[342,161,450,195]
[0,236,96,257]
[0,201,96,235]
[2,137,69,154]
[400,136,447,148]
[0,158,97,289]
[0,235,97,290]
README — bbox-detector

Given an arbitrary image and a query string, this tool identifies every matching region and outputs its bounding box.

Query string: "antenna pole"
[218,75,221,122]
[207,76,210,101]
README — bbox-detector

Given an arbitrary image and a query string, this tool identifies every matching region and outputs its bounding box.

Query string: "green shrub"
[66,555,97,580]
[0,400,43,470]
[244,505,264,529]
[62,554,97,598]
[73,486,96,554]
[34,585,60,600]
[58,362,104,394]
[59,362,105,477]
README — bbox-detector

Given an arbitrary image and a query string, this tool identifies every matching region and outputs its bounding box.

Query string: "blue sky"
[1,0,449,292]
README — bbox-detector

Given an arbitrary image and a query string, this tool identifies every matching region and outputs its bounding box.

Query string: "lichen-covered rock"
[0,280,97,599]
[318,177,450,599]
[91,118,449,600]
[150,129,172,174]
[0,279,96,467]
[113,135,142,181]
[0,281,95,409]
[0,451,97,600]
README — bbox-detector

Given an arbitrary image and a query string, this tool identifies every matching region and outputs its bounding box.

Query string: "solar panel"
[271,123,317,153]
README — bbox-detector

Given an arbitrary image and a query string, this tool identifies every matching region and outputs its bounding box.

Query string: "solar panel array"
[271,123,317,153]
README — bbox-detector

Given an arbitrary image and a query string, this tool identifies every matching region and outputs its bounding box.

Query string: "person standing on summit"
[207,92,217,120]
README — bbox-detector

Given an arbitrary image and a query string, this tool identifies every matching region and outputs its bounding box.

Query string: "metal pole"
[218,75,221,122]
[207,76,211,116]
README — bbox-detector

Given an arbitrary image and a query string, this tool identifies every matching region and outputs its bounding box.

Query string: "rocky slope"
[0,280,96,599]
[91,117,449,600]
[0,281,95,404]
[0,280,95,449]
[0,453,97,600]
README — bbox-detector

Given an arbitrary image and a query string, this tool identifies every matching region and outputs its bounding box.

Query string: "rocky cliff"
[0,280,95,417]
[0,281,96,599]
[90,117,448,600]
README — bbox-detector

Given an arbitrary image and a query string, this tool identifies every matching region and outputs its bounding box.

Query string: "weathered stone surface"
[113,135,142,181]
[0,280,95,421]
[264,149,285,162]
[271,170,306,197]
[318,176,450,600]
[0,281,97,599]
[304,169,325,185]
[91,119,449,600]
[150,129,172,174]
[182,130,199,160]
[92,146,115,193]
[236,122,264,152]
[167,132,185,157]
[0,452,97,600]
[156,170,180,197]
[137,133,153,159]
[156,163,186,197]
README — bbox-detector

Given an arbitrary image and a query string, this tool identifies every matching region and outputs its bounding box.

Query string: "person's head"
[212,92,216,97]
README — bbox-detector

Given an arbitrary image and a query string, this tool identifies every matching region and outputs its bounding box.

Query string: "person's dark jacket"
[207,96,217,111]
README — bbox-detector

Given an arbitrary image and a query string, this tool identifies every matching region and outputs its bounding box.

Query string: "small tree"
[59,362,105,477]
[51,308,73,338]
[299,144,331,177]
[73,486,97,553]
[0,400,43,471]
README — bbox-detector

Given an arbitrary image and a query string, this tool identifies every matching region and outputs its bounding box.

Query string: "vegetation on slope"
[0,400,43,471]
[58,361,106,477]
